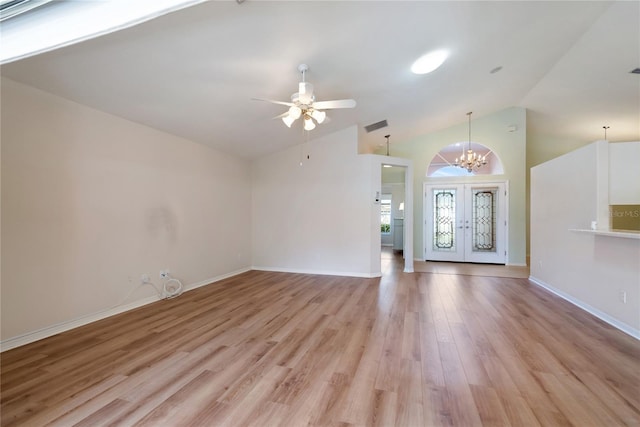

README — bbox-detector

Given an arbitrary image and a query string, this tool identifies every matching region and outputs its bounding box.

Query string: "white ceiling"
[2,1,638,159]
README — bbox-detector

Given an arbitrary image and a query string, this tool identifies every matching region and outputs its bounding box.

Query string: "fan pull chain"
[299,125,304,166]
[305,127,311,162]
[300,125,311,165]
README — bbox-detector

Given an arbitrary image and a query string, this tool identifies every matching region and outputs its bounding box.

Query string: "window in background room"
[381,195,391,233]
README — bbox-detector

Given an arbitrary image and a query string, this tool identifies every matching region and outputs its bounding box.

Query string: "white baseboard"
[252,266,381,278]
[529,276,640,340]
[185,267,251,292]
[0,267,251,352]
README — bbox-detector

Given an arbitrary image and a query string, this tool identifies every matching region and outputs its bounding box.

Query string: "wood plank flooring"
[2,252,639,426]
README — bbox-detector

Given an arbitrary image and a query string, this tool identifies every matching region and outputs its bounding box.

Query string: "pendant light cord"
[467,111,472,150]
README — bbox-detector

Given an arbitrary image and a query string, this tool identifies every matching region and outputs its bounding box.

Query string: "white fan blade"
[313,99,356,109]
[252,98,294,107]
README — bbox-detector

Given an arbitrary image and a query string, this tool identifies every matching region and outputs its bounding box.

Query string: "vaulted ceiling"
[2,1,638,159]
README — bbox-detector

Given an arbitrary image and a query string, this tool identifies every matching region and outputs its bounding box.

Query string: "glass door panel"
[425,185,464,262]
[465,186,504,263]
[434,190,456,250]
[472,189,496,251]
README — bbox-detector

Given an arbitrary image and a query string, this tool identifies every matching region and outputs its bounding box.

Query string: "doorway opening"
[379,161,413,274]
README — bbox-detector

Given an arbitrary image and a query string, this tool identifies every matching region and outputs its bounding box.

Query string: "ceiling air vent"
[364,120,388,133]
[630,68,640,74]
[1,0,53,22]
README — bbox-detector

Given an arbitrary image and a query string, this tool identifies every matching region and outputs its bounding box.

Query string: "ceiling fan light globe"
[304,117,316,131]
[288,106,302,119]
[282,115,296,128]
[311,109,326,124]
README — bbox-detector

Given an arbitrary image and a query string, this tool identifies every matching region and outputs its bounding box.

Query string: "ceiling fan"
[254,64,356,131]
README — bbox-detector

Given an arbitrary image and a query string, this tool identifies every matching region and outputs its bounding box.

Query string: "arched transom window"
[427,142,504,177]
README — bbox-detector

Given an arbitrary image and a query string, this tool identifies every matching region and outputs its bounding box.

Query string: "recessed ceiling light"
[411,50,448,74]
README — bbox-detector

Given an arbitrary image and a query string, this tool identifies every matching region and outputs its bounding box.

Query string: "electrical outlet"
[141,273,151,283]
[160,270,169,279]
[619,290,627,304]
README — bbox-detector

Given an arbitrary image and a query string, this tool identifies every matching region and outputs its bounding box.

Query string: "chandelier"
[454,111,486,172]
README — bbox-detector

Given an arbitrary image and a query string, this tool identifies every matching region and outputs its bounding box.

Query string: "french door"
[424,182,507,264]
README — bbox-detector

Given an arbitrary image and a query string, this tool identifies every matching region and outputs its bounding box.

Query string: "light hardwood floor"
[2,252,639,426]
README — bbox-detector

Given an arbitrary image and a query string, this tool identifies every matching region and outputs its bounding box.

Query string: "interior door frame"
[375,157,414,274]
[423,180,509,264]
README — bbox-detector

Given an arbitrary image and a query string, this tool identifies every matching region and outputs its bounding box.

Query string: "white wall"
[530,141,640,338]
[392,107,527,265]
[1,77,252,346]
[610,141,640,204]
[252,126,379,277]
